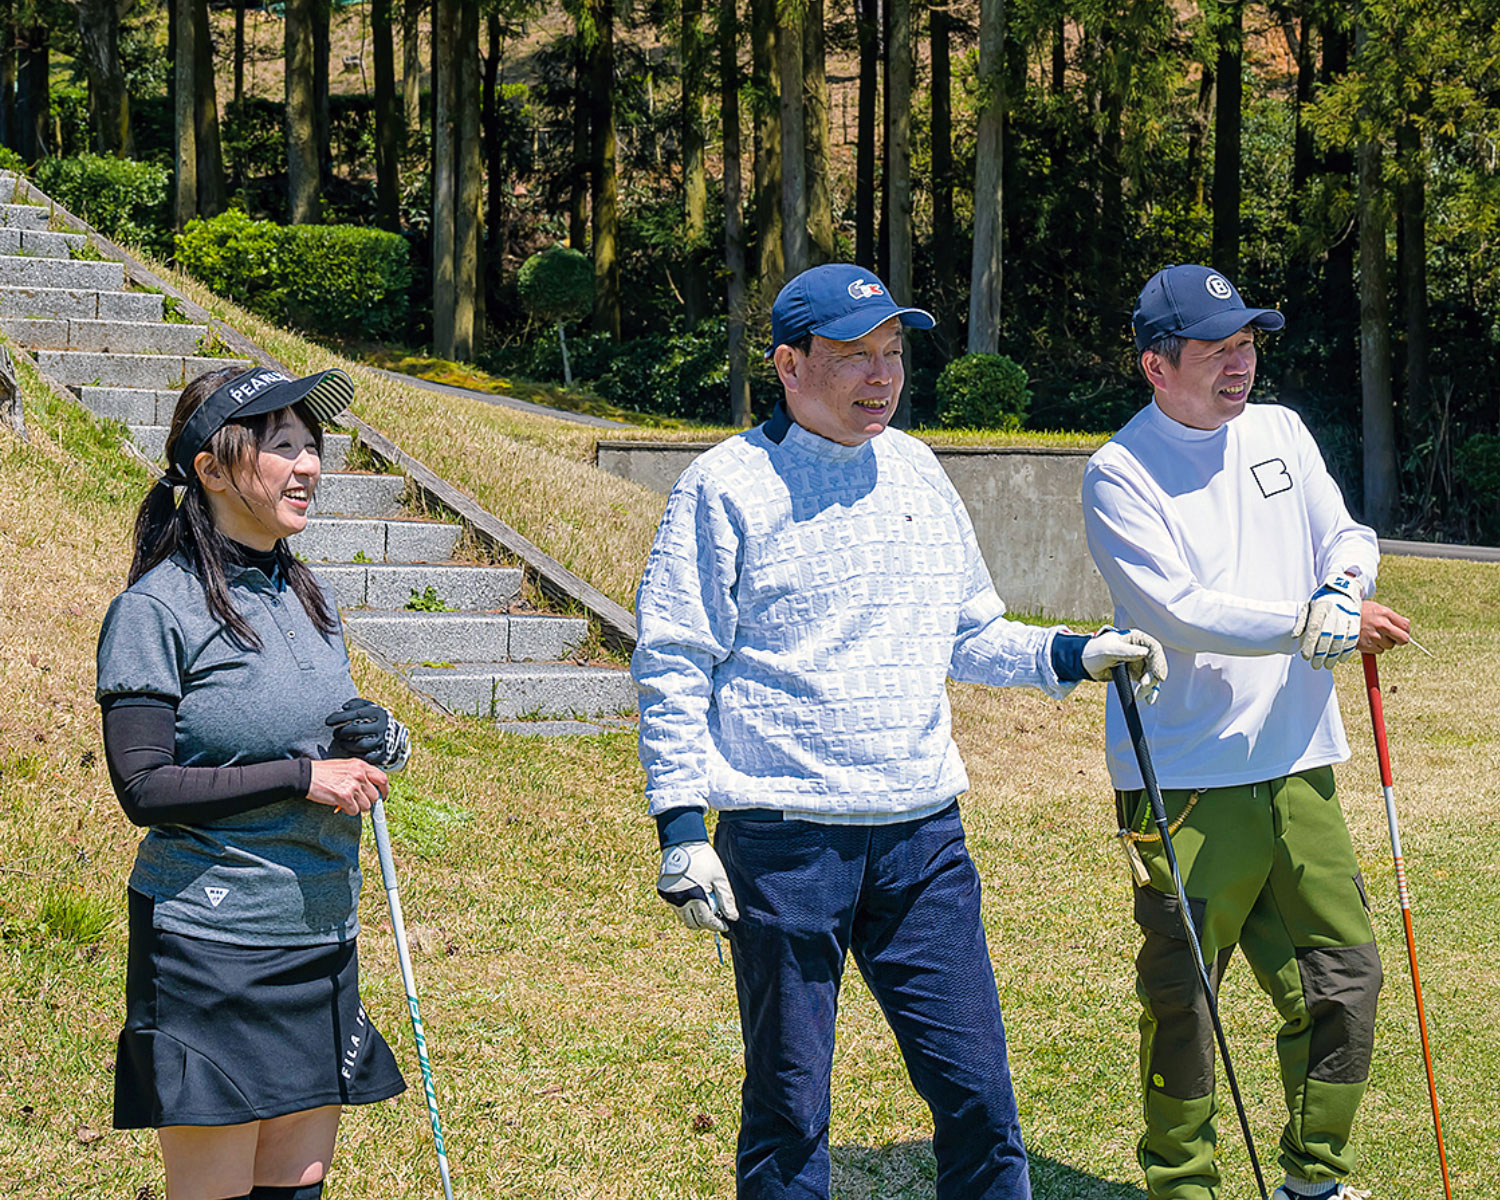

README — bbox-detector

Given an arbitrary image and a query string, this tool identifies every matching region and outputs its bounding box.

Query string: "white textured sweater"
[632,411,1073,818]
[1082,401,1379,790]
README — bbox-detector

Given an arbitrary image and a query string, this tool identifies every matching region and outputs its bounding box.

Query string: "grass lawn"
[3,326,1498,1199]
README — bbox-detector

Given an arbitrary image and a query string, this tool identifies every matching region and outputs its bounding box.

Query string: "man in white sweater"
[1082,265,1412,1200]
[632,264,1168,1200]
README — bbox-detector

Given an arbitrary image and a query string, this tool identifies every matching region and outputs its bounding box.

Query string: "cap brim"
[814,306,936,342]
[1173,307,1285,344]
[235,369,355,426]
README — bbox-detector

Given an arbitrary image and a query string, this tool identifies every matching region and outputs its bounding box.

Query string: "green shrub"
[33,153,172,256]
[281,223,411,338]
[935,353,1032,430]
[1456,433,1500,540]
[517,245,593,325]
[175,211,411,338]
[0,145,24,173]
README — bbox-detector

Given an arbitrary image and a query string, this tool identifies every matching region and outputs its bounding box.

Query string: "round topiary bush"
[517,245,594,384]
[935,353,1032,430]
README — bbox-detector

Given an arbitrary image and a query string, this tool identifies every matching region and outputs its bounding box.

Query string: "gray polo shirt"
[97,554,362,946]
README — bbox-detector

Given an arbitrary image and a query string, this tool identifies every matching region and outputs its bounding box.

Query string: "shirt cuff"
[1050,632,1092,683]
[655,806,709,848]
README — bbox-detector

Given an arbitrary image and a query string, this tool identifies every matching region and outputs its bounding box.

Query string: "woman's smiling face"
[198,408,322,550]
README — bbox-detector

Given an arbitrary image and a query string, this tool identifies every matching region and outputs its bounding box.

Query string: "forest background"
[13,0,1500,540]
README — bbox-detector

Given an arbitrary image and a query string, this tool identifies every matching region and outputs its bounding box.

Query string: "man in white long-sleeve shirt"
[1082,264,1412,1200]
[632,263,1169,1200]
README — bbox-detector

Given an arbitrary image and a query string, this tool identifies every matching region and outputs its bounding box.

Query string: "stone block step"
[37,349,249,391]
[0,255,124,291]
[318,562,522,610]
[80,386,179,425]
[0,202,49,230]
[288,515,460,564]
[407,661,636,720]
[0,317,209,356]
[493,716,635,737]
[0,228,83,257]
[311,472,406,518]
[344,611,587,664]
[127,425,351,470]
[0,285,163,322]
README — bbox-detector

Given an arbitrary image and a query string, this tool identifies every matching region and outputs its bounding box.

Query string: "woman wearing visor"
[97,366,411,1200]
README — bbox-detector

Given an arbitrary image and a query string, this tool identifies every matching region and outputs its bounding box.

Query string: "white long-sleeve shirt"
[633,411,1074,819]
[1082,400,1379,790]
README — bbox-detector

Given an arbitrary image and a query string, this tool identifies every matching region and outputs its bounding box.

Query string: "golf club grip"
[1361,653,1396,788]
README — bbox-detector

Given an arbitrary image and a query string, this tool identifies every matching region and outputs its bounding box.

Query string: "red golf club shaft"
[1362,653,1453,1200]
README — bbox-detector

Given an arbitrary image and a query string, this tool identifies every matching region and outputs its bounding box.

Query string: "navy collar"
[764,401,794,445]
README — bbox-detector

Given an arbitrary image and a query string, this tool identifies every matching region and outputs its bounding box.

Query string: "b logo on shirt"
[1250,458,1293,498]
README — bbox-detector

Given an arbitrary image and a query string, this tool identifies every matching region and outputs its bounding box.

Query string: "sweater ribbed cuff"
[1050,632,1092,683]
[655,806,709,848]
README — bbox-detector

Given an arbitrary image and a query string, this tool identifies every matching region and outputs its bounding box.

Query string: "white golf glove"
[1082,627,1169,705]
[657,840,739,933]
[1294,571,1363,668]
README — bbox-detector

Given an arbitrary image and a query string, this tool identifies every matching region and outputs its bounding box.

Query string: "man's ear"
[1140,349,1169,390]
[772,343,803,392]
[194,450,229,495]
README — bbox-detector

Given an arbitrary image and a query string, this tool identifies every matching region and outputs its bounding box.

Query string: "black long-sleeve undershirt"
[101,696,313,827]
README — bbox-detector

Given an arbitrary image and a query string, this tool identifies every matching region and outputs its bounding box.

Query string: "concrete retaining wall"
[597,439,1115,621]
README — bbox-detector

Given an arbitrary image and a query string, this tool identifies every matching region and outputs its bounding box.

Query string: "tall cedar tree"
[590,0,621,338]
[721,0,751,425]
[373,0,402,231]
[854,0,878,269]
[193,0,227,216]
[173,0,196,226]
[804,0,834,264]
[682,0,709,322]
[431,0,457,353]
[779,0,809,278]
[751,0,782,290]
[76,0,130,155]
[285,0,319,222]
[968,0,1003,353]
[1212,0,1244,275]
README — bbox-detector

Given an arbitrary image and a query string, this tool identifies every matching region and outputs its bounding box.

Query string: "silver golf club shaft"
[372,799,456,1200]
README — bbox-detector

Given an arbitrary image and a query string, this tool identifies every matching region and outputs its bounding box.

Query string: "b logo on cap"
[1205,274,1233,300]
[848,278,885,301]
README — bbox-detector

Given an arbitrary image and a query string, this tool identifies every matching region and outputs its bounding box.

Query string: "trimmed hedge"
[176,210,411,338]
[935,353,1032,430]
[33,154,173,257]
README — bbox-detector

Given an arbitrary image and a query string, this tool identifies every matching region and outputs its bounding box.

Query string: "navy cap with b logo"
[1132,264,1284,352]
[768,264,935,358]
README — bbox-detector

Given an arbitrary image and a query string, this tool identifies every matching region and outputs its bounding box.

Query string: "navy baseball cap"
[1132,264,1284,352]
[163,367,354,486]
[767,264,935,358]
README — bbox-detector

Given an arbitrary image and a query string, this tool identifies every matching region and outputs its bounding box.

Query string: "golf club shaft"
[1111,667,1269,1200]
[372,800,456,1200]
[1360,655,1453,1200]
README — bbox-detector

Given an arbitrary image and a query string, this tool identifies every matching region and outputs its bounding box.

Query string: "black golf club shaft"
[1111,665,1269,1200]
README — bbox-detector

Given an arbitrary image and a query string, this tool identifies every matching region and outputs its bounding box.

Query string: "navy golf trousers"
[715,802,1032,1200]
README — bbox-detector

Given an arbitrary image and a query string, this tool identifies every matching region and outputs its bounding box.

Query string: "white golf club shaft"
[371,799,455,1200]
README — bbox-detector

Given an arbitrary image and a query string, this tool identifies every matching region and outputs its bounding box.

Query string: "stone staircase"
[2,172,635,734]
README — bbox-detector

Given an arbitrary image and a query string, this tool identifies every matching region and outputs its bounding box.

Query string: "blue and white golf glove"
[1082,627,1169,705]
[1295,570,1363,668]
[325,698,411,772]
[658,841,739,933]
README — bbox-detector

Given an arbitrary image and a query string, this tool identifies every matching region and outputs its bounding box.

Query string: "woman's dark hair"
[129,367,338,647]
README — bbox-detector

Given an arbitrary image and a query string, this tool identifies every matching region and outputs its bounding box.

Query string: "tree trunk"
[721,0,751,425]
[931,4,953,281]
[1358,129,1397,528]
[483,14,503,306]
[1184,63,1213,209]
[0,0,14,152]
[455,0,483,355]
[1291,16,1316,195]
[1322,18,1357,402]
[1211,0,1242,276]
[887,0,912,312]
[779,0,808,279]
[401,0,423,142]
[431,0,456,356]
[313,0,332,189]
[968,0,1003,354]
[193,0,227,216]
[1396,119,1428,428]
[681,0,709,322]
[804,0,833,265]
[854,0,878,270]
[373,0,401,231]
[18,24,48,163]
[750,0,783,291]
[234,0,245,112]
[569,34,589,251]
[285,0,319,222]
[173,0,196,226]
[76,0,130,156]
[590,0,620,339]
[1051,11,1064,95]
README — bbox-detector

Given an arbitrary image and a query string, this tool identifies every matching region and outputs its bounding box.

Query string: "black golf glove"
[325,698,411,772]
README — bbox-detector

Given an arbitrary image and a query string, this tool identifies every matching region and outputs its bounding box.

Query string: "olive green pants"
[1117,766,1382,1200]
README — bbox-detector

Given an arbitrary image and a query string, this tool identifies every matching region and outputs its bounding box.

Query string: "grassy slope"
[3,348,1499,1198]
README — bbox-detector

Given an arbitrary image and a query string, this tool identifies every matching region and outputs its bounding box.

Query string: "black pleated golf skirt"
[114,889,406,1129]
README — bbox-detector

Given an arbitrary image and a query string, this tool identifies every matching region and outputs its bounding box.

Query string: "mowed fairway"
[2,371,1496,1199]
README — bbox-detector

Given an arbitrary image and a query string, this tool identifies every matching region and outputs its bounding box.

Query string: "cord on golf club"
[1110,665,1269,1200]
[1361,654,1453,1200]
[371,799,456,1200]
